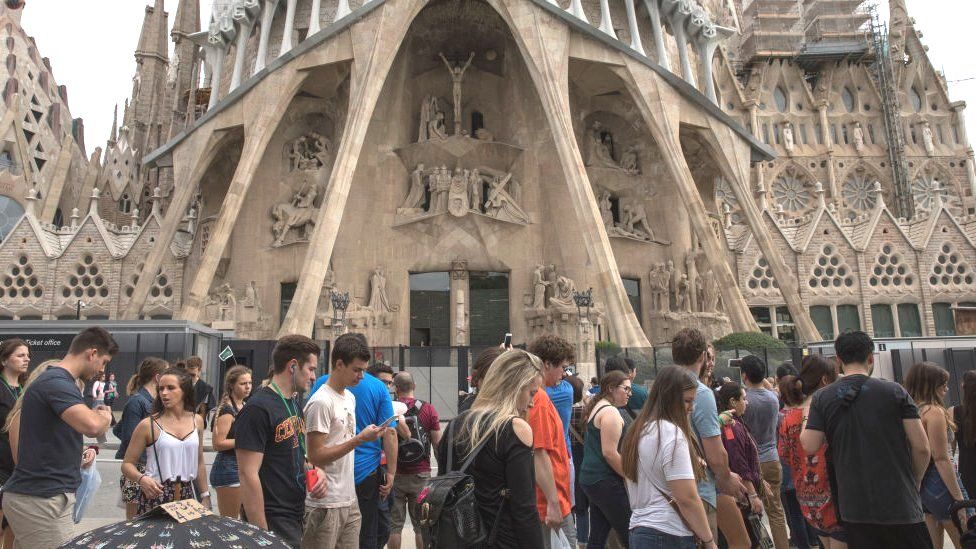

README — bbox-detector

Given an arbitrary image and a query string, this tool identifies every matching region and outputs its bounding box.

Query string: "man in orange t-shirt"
[528,335,576,548]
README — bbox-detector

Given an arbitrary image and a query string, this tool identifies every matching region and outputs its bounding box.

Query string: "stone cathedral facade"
[0,0,971,353]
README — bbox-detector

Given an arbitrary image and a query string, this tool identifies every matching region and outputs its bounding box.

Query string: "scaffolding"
[870,9,914,219]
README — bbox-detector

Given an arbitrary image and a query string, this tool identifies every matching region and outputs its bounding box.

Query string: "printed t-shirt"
[305,383,358,508]
[527,389,572,520]
[4,367,86,497]
[397,396,440,475]
[311,372,397,484]
[231,385,306,518]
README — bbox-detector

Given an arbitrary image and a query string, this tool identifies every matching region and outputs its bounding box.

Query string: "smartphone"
[504,333,513,347]
[305,469,319,492]
[378,414,397,429]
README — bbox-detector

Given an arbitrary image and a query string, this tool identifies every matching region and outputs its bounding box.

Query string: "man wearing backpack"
[388,372,442,549]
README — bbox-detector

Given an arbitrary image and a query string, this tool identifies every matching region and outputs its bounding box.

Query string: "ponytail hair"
[127,357,168,395]
[778,375,804,407]
[582,370,629,421]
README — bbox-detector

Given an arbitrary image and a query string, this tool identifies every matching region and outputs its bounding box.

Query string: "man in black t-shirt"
[234,335,327,548]
[801,331,933,549]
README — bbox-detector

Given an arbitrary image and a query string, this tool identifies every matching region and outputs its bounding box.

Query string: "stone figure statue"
[398,164,428,215]
[598,190,615,231]
[288,133,330,171]
[468,169,483,212]
[367,266,396,312]
[587,121,620,168]
[420,96,448,141]
[271,185,318,247]
[700,269,721,313]
[532,265,550,309]
[922,122,935,156]
[455,289,467,345]
[439,52,475,136]
[207,282,237,322]
[650,264,671,312]
[549,275,578,309]
[243,280,259,308]
[619,201,654,241]
[676,273,691,312]
[620,145,640,174]
[853,122,865,153]
[484,173,530,224]
[431,166,451,213]
[544,264,557,305]
[782,122,794,155]
[666,260,676,306]
[429,108,448,140]
[448,168,470,217]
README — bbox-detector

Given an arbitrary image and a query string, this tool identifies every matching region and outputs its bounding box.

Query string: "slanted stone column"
[622,0,644,55]
[254,0,281,72]
[643,0,670,71]
[280,0,299,54]
[488,0,650,348]
[278,0,427,337]
[180,70,309,322]
[230,2,260,90]
[309,0,323,34]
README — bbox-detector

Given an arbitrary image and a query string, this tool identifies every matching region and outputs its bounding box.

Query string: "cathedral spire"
[135,0,168,63]
[108,104,118,147]
[172,0,201,40]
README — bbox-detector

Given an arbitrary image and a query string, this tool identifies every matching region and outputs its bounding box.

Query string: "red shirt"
[778,407,840,532]
[527,390,572,520]
[397,397,440,475]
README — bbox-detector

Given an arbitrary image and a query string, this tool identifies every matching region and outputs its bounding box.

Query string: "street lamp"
[330,290,350,336]
[573,287,593,322]
[76,299,87,320]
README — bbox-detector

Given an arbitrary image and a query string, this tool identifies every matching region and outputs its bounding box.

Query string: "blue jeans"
[581,476,631,549]
[629,526,696,548]
[781,488,815,549]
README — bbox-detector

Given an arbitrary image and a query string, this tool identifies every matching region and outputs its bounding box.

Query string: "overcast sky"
[19,0,976,157]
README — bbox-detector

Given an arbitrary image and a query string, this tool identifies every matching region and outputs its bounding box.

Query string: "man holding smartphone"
[304,333,385,547]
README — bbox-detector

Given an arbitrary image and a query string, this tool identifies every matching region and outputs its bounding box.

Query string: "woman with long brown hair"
[210,365,252,517]
[620,366,714,548]
[905,361,966,549]
[579,369,632,548]
[122,367,209,514]
[116,357,168,518]
[778,355,845,549]
[0,338,27,545]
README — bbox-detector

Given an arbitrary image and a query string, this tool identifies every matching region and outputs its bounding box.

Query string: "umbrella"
[60,500,290,548]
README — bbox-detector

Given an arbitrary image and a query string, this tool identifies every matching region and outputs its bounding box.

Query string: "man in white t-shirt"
[304,334,384,548]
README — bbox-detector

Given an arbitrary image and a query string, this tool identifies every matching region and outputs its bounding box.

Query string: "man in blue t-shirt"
[672,328,746,547]
[4,327,116,548]
[310,344,398,549]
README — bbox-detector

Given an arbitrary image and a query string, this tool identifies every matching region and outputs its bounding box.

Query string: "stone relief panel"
[270,131,333,248]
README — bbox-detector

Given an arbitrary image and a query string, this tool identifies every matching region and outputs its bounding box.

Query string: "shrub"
[713,331,787,353]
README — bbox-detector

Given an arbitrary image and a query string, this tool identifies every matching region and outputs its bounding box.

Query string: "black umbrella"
[60,500,291,548]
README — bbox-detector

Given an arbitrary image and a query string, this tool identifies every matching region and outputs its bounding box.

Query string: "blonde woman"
[435,349,545,548]
[210,365,252,517]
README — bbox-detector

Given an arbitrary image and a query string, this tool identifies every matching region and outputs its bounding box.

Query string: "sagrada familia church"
[0,0,972,354]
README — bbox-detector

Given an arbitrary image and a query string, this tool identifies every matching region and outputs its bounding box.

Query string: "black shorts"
[843,521,932,549]
[240,507,304,549]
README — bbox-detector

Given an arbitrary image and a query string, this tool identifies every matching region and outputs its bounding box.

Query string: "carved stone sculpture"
[367,266,398,312]
[620,145,640,174]
[700,269,721,313]
[448,168,470,217]
[650,263,671,312]
[288,133,330,171]
[549,275,578,309]
[922,122,935,156]
[619,200,654,241]
[532,264,550,309]
[439,52,475,136]
[586,121,620,168]
[271,184,318,247]
[419,96,448,141]
[242,280,259,308]
[398,164,428,216]
[484,173,529,224]
[782,122,794,155]
[455,288,468,345]
[468,168,483,212]
[676,273,691,312]
[431,166,451,213]
[206,282,237,322]
[853,122,865,154]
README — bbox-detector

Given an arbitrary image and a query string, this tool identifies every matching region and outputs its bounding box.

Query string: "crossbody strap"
[445,416,497,473]
[149,418,163,481]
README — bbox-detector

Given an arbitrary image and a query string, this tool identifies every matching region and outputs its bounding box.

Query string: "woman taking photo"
[122,367,209,514]
[116,357,168,518]
[435,349,544,548]
[210,365,252,517]
[778,355,845,549]
[715,382,762,549]
[905,362,966,549]
[579,370,633,548]
[620,366,715,549]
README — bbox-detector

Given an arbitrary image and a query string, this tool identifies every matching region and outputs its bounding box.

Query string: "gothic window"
[60,254,108,300]
[119,193,132,214]
[746,256,779,291]
[871,304,895,337]
[910,86,923,113]
[869,243,914,288]
[1,254,42,299]
[0,195,24,241]
[912,167,956,212]
[809,244,855,290]
[771,166,813,214]
[929,242,975,287]
[842,168,879,212]
[714,176,741,223]
[125,262,174,301]
[842,87,855,113]
[773,86,788,113]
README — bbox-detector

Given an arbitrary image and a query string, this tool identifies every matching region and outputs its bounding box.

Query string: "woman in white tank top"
[121,367,209,514]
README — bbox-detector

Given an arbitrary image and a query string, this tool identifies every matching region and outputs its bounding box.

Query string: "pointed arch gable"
[862,207,915,253]
[799,207,856,253]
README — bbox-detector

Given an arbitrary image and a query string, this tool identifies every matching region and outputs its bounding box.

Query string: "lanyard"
[0,377,20,400]
[270,383,306,458]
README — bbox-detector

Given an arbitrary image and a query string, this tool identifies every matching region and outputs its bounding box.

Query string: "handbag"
[746,512,775,549]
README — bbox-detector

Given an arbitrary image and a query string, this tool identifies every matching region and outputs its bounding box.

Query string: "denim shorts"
[920,462,956,521]
[209,452,240,488]
[629,526,697,548]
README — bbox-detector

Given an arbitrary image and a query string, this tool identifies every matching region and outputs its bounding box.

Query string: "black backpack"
[399,399,431,465]
[416,418,507,548]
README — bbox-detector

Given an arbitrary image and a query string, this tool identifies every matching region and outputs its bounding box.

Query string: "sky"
[17,0,976,157]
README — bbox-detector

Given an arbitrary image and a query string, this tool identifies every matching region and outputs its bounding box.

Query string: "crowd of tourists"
[0,325,972,548]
